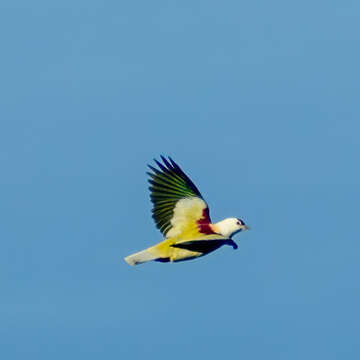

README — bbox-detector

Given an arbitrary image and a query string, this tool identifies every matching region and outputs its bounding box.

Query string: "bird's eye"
[236,221,240,225]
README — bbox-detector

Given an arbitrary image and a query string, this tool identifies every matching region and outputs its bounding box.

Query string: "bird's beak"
[243,225,251,231]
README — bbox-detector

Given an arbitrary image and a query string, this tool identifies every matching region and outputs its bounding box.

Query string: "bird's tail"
[124,248,158,266]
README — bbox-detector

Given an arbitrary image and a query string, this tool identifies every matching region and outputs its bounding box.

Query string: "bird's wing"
[148,156,217,239]
[171,237,238,251]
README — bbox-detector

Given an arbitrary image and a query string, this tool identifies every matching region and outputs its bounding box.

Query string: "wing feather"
[148,156,214,237]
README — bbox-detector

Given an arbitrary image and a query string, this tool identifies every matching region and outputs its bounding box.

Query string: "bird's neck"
[211,220,234,238]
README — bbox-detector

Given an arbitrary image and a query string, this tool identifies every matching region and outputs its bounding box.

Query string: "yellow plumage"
[124,156,248,266]
[125,197,228,264]
[125,233,231,265]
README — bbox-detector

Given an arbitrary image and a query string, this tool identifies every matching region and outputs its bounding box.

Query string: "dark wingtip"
[153,158,167,172]
[160,155,173,170]
[147,165,161,175]
[168,156,179,168]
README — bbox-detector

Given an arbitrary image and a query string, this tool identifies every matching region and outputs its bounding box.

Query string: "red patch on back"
[197,208,216,235]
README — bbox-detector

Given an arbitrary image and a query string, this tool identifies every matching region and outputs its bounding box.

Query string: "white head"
[214,218,250,238]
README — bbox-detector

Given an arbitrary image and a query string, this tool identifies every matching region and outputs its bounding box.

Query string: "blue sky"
[1,1,360,359]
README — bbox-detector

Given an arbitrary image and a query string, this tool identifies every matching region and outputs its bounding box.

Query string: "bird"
[124,156,250,266]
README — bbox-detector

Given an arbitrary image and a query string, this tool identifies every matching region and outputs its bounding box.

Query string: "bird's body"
[124,156,249,266]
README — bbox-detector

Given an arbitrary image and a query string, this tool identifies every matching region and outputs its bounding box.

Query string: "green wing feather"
[148,156,206,236]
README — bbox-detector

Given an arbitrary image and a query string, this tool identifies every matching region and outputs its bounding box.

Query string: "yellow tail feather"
[124,249,158,266]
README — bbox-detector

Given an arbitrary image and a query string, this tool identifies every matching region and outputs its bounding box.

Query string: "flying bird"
[124,156,250,265]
